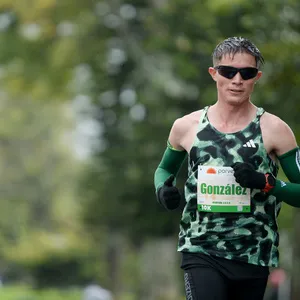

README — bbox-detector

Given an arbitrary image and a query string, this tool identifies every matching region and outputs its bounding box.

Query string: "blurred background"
[0,0,299,299]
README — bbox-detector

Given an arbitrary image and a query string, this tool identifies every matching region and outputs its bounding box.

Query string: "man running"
[154,37,300,300]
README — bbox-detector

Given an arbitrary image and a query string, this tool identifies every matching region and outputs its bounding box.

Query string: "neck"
[208,101,257,133]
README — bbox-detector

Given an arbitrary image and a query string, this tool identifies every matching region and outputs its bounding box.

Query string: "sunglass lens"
[240,68,258,80]
[217,66,237,79]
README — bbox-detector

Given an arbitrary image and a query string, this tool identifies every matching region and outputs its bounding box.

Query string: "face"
[208,52,262,106]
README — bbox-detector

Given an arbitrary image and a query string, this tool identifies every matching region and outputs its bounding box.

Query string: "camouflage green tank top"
[178,106,281,267]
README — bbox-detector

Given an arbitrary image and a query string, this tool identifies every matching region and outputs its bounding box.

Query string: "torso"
[170,105,297,267]
[176,106,281,267]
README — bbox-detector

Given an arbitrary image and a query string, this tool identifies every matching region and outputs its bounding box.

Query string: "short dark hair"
[212,37,264,68]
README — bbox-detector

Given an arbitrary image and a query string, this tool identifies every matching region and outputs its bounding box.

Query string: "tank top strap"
[254,107,265,122]
[199,106,209,124]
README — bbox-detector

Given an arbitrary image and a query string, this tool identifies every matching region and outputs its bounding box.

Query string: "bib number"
[197,166,251,213]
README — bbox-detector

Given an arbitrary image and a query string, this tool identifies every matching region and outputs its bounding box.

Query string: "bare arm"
[168,118,187,151]
[273,120,297,157]
[261,112,300,186]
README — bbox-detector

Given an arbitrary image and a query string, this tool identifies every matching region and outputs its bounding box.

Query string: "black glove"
[156,175,181,210]
[232,162,267,189]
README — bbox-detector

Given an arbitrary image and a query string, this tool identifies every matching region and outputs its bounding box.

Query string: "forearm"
[272,147,300,206]
[270,180,300,207]
[154,167,173,191]
[279,147,300,183]
[154,142,187,191]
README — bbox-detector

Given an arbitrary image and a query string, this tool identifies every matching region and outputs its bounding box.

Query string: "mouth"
[229,89,243,93]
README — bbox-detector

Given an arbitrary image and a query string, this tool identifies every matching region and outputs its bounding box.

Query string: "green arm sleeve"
[278,147,300,183]
[154,142,187,192]
[265,147,300,207]
[270,180,300,207]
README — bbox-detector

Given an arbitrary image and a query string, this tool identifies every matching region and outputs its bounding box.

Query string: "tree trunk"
[107,232,122,298]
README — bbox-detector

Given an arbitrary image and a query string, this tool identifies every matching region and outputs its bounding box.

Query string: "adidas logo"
[243,139,256,148]
[280,181,287,187]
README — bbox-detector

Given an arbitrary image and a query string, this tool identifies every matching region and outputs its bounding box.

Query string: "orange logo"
[206,168,216,174]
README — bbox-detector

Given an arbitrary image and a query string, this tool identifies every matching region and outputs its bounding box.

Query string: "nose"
[232,71,243,84]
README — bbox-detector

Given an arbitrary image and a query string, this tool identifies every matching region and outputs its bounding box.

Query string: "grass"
[0,285,81,300]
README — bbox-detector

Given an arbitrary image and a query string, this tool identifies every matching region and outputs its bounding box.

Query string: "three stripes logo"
[243,139,256,148]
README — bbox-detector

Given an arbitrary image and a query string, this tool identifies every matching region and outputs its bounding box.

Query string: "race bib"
[197,166,251,213]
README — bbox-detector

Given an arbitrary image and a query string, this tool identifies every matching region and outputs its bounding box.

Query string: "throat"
[207,103,257,134]
[213,122,249,134]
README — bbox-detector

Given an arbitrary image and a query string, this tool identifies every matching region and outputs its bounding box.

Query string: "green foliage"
[0,98,77,237]
[2,229,101,288]
[0,97,90,285]
[1,0,300,296]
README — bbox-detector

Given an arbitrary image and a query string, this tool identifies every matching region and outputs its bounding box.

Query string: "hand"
[231,162,266,189]
[157,175,181,210]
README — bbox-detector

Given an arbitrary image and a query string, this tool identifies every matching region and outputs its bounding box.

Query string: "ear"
[255,71,263,82]
[208,67,217,82]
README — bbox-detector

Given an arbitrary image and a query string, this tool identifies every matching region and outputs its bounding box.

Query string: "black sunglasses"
[214,65,259,80]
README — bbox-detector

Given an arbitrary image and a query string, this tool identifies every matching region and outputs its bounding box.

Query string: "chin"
[226,98,246,106]
[227,94,251,105]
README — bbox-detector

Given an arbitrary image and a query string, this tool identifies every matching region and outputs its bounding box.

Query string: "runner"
[154,36,300,300]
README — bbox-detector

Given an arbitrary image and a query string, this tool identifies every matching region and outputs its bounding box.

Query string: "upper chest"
[182,112,274,159]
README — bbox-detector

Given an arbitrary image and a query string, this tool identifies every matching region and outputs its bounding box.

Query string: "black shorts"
[181,252,269,300]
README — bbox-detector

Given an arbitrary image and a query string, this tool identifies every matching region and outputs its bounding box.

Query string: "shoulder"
[172,110,203,132]
[168,109,203,150]
[261,111,294,134]
[261,111,297,156]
